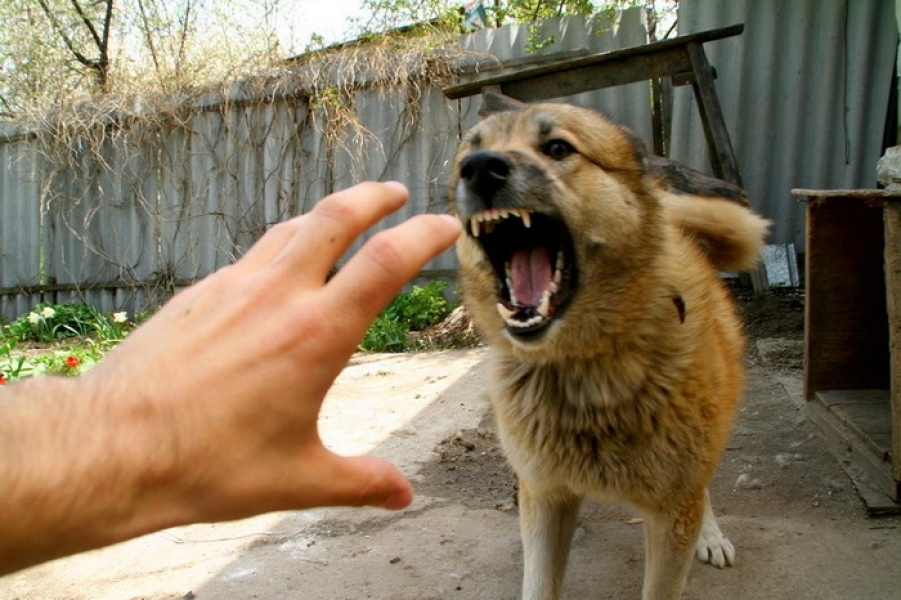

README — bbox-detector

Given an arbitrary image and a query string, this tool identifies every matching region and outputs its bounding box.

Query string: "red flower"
[0,375,7,385]
[65,356,80,369]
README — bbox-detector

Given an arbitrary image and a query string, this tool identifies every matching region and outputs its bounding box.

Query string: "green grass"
[359,280,455,352]
[0,303,135,384]
[1,282,467,384]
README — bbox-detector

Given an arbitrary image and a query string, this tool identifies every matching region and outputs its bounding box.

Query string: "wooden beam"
[443,23,744,100]
[497,47,690,102]
[685,41,742,186]
[0,279,195,297]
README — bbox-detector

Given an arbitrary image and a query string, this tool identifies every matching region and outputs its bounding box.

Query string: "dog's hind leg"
[518,480,582,600]
[693,488,735,568]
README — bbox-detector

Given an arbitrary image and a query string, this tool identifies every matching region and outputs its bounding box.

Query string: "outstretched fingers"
[262,182,411,282]
[326,212,461,335]
[233,182,409,276]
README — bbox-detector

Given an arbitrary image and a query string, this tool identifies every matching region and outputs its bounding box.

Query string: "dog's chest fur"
[487,344,717,502]
[481,265,744,507]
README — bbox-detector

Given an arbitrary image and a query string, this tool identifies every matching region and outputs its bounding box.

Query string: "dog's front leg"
[640,493,705,600]
[693,488,735,568]
[518,479,582,600]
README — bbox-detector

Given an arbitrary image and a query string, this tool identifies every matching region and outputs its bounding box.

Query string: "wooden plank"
[498,47,690,102]
[685,41,741,185]
[651,73,673,156]
[817,389,892,459]
[803,196,890,395]
[884,203,901,483]
[443,24,745,100]
[810,391,901,506]
[793,188,901,199]
[646,156,748,205]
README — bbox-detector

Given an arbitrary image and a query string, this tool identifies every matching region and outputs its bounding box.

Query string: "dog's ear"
[478,88,525,117]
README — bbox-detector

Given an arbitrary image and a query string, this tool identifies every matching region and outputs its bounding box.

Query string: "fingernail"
[383,181,409,194]
[381,490,413,510]
[437,214,462,231]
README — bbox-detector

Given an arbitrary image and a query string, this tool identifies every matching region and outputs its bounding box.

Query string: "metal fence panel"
[671,0,897,250]
[0,126,41,321]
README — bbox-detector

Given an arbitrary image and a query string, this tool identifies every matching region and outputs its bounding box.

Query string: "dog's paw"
[695,528,735,568]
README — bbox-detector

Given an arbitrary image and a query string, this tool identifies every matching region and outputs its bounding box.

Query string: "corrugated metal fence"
[0,3,896,322]
[672,0,897,252]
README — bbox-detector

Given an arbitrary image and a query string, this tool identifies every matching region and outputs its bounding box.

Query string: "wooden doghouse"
[796,188,901,514]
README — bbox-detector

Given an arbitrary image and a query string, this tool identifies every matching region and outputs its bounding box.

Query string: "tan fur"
[448,102,770,599]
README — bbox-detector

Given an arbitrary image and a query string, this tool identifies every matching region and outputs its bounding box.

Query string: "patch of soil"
[416,411,517,512]
[736,286,805,342]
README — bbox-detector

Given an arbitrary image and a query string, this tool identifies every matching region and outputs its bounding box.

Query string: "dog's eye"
[541,139,576,161]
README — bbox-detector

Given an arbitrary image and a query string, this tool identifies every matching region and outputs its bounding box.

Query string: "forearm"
[0,375,189,575]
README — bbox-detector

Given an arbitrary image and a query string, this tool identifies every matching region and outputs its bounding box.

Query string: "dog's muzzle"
[456,151,577,339]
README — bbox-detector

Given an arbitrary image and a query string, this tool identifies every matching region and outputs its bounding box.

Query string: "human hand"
[0,181,461,574]
[83,181,461,524]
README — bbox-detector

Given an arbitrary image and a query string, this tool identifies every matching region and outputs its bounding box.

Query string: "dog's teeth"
[504,263,516,304]
[521,210,532,228]
[537,292,551,317]
[510,314,544,329]
[497,303,516,321]
[556,250,565,271]
[470,216,480,237]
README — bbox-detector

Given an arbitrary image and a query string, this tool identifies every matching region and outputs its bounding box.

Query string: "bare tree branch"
[136,0,163,80]
[33,0,113,90]
[34,0,94,67]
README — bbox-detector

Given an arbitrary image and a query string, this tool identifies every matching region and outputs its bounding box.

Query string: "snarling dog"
[448,96,770,599]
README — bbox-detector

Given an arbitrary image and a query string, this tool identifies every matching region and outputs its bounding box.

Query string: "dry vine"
[14,30,468,313]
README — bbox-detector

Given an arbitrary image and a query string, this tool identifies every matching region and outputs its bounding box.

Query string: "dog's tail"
[662,192,771,272]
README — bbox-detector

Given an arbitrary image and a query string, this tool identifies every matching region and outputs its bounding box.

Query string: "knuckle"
[314,193,357,225]
[362,230,407,279]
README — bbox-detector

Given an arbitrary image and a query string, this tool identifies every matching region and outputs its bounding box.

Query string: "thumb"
[317,452,414,510]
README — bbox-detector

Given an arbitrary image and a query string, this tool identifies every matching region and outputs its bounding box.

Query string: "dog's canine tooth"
[497,302,516,322]
[520,210,532,228]
[470,216,481,237]
[537,291,551,317]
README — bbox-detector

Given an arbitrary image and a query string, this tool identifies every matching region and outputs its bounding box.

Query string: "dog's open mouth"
[467,208,576,337]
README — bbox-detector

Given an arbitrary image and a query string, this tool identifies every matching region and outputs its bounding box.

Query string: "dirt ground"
[3,289,901,599]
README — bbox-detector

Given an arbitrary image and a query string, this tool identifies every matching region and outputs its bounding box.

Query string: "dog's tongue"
[511,247,552,306]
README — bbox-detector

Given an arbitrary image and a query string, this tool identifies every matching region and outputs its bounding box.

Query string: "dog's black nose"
[459,151,511,201]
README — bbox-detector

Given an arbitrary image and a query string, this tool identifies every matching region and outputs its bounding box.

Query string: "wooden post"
[884,202,901,487]
[684,41,742,187]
